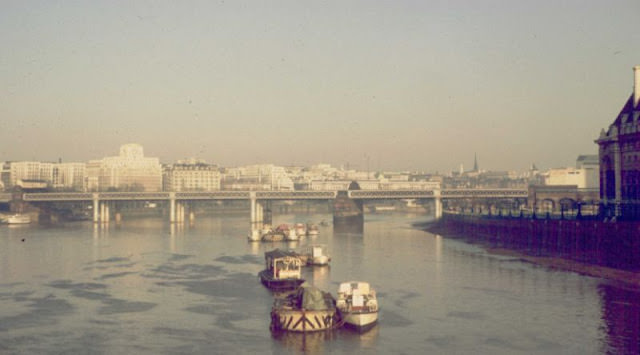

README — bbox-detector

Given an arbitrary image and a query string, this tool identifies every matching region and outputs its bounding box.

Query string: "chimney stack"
[634,65,640,107]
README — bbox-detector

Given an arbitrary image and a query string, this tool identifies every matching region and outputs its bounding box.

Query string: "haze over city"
[1,1,639,172]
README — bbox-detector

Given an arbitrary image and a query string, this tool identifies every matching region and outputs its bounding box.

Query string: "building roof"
[612,94,639,126]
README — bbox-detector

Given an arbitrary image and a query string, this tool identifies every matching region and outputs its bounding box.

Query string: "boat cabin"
[306,244,330,265]
[337,281,378,312]
[264,249,303,280]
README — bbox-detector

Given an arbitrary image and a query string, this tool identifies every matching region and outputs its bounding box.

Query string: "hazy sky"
[1,1,639,172]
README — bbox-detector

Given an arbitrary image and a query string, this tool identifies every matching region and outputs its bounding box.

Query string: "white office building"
[86,144,162,192]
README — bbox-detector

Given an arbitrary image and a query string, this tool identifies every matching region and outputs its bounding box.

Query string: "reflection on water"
[599,283,640,354]
[343,324,379,349]
[0,214,638,353]
[333,220,364,234]
[311,265,330,286]
[272,329,339,353]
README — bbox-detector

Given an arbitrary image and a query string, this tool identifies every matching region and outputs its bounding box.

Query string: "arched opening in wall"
[540,199,555,213]
[559,198,577,215]
[496,199,517,214]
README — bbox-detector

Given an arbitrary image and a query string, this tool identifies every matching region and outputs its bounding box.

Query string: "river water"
[0,212,638,354]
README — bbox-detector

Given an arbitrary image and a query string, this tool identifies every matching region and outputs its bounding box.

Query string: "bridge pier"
[434,196,443,219]
[249,192,266,228]
[96,201,110,223]
[93,194,99,223]
[169,193,176,223]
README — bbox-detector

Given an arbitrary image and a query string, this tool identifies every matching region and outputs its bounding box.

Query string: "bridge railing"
[256,191,337,199]
[441,189,528,198]
[21,190,340,201]
[348,190,435,199]
[176,191,250,200]
[444,207,601,221]
[24,192,94,201]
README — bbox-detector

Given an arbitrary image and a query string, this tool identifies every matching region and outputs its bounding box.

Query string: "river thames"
[1,212,638,354]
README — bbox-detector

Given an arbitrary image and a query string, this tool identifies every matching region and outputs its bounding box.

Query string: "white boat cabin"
[264,249,303,280]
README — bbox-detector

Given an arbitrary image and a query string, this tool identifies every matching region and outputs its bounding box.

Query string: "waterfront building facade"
[52,162,86,191]
[7,161,53,189]
[85,144,162,192]
[596,66,640,218]
[163,161,220,191]
[545,155,599,190]
[222,164,294,190]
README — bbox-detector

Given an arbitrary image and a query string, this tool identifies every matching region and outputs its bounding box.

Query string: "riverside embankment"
[420,213,640,287]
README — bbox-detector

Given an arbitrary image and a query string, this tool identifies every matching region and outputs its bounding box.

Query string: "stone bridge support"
[249,192,266,228]
[434,191,443,219]
[93,200,110,223]
[170,198,188,224]
[169,193,176,223]
[93,194,99,223]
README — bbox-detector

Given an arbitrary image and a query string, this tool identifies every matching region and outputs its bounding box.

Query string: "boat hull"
[259,270,304,291]
[310,255,330,266]
[5,214,31,224]
[271,308,341,332]
[262,232,285,242]
[341,311,378,332]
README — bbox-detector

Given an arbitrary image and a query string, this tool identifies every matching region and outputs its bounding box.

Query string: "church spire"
[473,153,478,172]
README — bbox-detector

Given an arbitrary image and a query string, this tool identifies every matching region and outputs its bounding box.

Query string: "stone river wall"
[428,213,640,271]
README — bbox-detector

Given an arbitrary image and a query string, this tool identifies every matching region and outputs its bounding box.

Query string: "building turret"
[634,65,640,108]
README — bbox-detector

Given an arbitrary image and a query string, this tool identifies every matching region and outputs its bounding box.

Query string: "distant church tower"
[473,153,479,172]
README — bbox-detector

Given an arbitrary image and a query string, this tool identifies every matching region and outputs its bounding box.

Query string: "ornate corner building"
[596,66,640,219]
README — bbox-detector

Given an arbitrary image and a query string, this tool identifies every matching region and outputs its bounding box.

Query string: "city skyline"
[1,1,639,172]
[0,144,587,177]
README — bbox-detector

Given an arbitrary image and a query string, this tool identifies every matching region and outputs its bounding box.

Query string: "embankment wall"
[429,214,640,271]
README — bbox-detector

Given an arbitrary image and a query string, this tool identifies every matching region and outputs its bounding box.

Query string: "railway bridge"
[12,188,529,224]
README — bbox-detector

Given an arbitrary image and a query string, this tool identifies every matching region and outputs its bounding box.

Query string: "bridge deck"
[18,189,528,202]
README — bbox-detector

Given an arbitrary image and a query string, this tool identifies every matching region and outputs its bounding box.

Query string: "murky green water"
[0,213,637,354]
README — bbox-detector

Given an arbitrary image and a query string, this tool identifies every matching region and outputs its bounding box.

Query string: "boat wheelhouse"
[307,245,330,266]
[259,249,305,291]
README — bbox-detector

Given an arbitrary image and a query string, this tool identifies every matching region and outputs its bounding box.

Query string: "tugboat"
[259,249,305,291]
[270,283,342,332]
[336,281,379,332]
